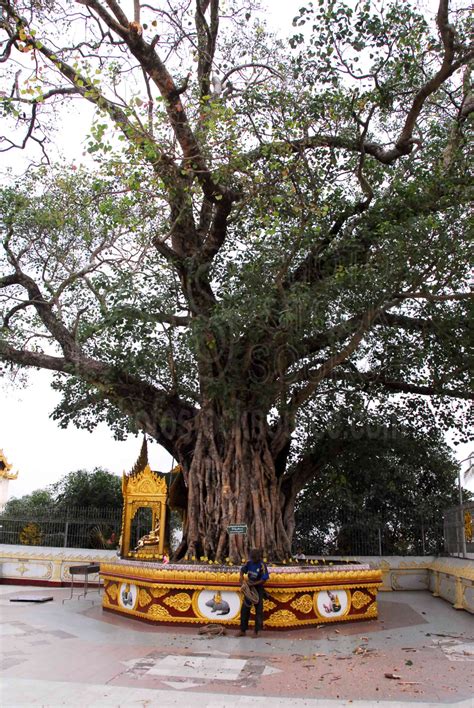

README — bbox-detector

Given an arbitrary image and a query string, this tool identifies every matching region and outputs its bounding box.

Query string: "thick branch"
[0,340,72,374]
[198,196,233,263]
[287,174,469,292]
[32,41,176,172]
[393,291,473,302]
[336,369,473,400]
[106,305,190,327]
[104,0,130,27]
[195,0,219,99]
[0,337,198,453]
[300,311,429,359]
[78,0,234,205]
[288,307,379,411]
[394,0,457,154]
[1,269,81,360]
[239,1,472,170]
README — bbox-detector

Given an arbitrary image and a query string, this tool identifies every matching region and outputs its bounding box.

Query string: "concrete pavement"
[0,584,473,707]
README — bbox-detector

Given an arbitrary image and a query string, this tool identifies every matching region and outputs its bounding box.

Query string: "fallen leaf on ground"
[385,673,401,679]
[353,646,377,656]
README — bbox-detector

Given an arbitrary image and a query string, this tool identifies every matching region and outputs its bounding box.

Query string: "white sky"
[1,0,471,500]
[0,370,173,497]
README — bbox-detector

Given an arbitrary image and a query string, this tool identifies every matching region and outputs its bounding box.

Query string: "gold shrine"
[0,449,19,512]
[120,439,168,560]
[0,449,19,481]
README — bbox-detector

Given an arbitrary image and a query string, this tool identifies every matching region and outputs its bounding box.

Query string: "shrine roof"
[0,449,19,480]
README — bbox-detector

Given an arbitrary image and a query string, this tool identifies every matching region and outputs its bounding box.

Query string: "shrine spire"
[130,436,149,477]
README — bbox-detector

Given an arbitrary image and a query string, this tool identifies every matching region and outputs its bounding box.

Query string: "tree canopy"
[293,418,466,555]
[0,0,472,560]
[2,488,55,517]
[2,467,122,515]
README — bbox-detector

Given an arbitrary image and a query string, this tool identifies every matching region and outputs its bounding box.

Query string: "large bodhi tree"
[0,0,472,561]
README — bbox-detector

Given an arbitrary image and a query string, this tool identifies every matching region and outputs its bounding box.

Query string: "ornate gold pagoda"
[0,449,18,481]
[120,438,168,560]
[0,449,18,512]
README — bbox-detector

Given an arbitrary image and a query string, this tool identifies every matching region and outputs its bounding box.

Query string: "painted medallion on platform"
[314,589,349,619]
[194,590,241,620]
[119,582,138,610]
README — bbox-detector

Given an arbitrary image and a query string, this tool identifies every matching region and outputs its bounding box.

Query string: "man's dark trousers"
[240,585,264,632]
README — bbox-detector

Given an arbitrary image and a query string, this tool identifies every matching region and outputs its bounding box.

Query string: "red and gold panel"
[101,560,382,629]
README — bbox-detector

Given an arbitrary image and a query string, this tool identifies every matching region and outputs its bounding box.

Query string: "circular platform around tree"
[100,560,382,629]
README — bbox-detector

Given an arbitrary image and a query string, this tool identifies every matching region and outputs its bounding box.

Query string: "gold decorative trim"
[101,563,383,628]
[138,588,152,607]
[0,549,112,561]
[268,591,296,604]
[103,591,379,627]
[263,598,277,612]
[104,601,243,626]
[148,603,173,620]
[429,561,474,581]
[101,562,382,587]
[399,560,430,569]
[291,594,314,614]
[0,449,18,480]
[365,602,378,618]
[465,510,473,543]
[266,609,297,627]
[101,570,382,596]
[9,560,53,580]
[164,592,192,612]
[106,582,118,601]
[267,609,297,625]
[351,590,372,609]
[103,593,115,611]
[191,589,201,618]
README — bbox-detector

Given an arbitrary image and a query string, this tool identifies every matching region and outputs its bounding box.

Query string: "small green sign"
[227,524,247,535]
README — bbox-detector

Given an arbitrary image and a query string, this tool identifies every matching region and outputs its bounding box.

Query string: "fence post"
[64,520,69,548]
[459,504,467,558]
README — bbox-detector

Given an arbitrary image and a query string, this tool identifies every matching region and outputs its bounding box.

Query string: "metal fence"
[1,504,471,557]
[0,507,122,549]
[443,502,474,557]
[293,510,446,556]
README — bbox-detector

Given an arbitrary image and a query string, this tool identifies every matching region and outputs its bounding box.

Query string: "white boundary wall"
[0,545,472,613]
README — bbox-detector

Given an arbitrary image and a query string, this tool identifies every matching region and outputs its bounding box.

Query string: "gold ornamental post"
[120,438,168,560]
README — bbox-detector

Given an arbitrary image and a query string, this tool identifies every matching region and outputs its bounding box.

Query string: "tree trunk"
[175,406,292,562]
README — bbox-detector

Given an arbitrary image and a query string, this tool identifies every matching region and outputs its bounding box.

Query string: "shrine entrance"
[120,439,168,560]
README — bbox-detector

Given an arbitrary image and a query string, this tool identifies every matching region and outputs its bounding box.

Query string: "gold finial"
[0,449,18,480]
[130,436,148,477]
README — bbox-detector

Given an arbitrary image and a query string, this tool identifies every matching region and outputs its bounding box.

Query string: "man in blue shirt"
[237,548,269,637]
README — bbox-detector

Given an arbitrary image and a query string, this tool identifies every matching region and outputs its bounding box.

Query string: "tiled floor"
[0,584,473,707]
